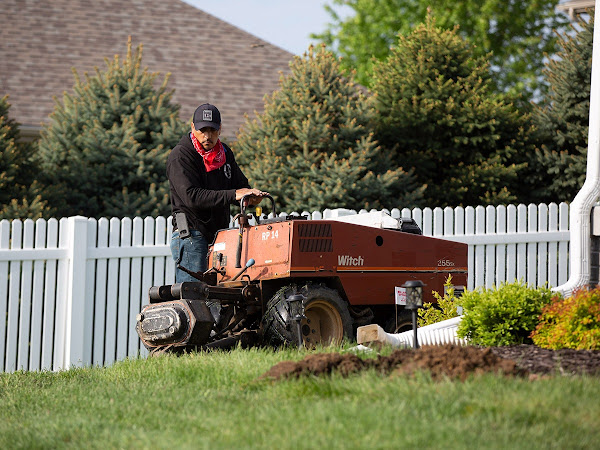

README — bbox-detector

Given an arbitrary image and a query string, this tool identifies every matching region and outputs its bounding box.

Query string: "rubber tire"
[262,284,353,347]
[384,309,414,334]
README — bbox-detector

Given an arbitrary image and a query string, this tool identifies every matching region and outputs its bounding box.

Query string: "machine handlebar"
[239,193,276,221]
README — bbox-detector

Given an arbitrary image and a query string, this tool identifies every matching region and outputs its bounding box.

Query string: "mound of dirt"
[260,344,526,381]
[260,344,600,381]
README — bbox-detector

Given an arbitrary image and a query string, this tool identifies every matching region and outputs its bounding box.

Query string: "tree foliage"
[532,16,593,203]
[0,96,52,220]
[314,0,569,99]
[38,39,186,219]
[235,45,424,213]
[371,17,533,207]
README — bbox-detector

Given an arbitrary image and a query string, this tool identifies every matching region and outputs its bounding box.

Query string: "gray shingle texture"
[0,0,294,138]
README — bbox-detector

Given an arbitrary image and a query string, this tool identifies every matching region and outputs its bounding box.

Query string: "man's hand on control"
[236,188,269,206]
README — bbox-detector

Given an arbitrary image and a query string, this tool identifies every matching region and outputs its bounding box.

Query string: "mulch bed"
[489,345,600,376]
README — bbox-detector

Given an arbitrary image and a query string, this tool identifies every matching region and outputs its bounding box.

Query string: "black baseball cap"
[193,103,221,130]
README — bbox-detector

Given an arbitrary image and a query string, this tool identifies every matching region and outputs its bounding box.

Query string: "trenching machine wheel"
[384,309,414,334]
[262,284,353,347]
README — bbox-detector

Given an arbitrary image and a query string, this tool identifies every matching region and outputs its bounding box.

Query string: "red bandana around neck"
[190,132,226,172]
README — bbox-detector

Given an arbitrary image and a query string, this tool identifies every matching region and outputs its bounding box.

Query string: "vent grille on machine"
[298,223,333,252]
[298,223,332,237]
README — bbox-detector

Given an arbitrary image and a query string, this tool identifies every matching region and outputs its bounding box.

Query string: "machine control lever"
[232,258,255,281]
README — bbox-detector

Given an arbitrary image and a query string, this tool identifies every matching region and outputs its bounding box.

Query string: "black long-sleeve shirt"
[166,133,250,242]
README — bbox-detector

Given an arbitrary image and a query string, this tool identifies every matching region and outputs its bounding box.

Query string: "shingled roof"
[0,0,294,139]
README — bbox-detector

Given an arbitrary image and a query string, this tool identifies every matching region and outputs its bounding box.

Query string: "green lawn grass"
[1,346,599,449]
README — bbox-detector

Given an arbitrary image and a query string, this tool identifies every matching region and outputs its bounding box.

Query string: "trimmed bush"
[456,282,556,346]
[531,287,600,350]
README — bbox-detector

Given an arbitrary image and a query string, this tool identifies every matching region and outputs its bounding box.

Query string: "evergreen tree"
[0,96,52,220]
[38,39,186,219]
[371,17,534,207]
[235,46,424,213]
[532,16,593,203]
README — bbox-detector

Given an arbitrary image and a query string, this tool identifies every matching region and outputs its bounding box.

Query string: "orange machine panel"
[286,221,468,305]
[208,219,468,306]
[209,221,293,281]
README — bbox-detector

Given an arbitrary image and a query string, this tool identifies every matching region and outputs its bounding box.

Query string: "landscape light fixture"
[402,280,425,349]
[287,294,306,348]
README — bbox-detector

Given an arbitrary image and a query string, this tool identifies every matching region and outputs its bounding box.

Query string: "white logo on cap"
[203,110,213,121]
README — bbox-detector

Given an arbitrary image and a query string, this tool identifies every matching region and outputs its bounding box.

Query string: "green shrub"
[456,281,555,346]
[531,287,600,350]
[418,275,460,326]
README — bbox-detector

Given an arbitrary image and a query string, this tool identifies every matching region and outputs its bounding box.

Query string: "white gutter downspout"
[554,4,600,297]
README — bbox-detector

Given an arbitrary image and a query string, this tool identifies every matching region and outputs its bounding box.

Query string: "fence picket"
[453,207,466,289]
[142,217,155,302]
[538,204,549,287]
[153,217,166,287]
[128,217,144,357]
[485,206,496,289]
[506,205,517,282]
[422,208,433,235]
[83,219,96,366]
[29,219,47,370]
[433,207,443,236]
[6,220,23,372]
[496,206,507,286]
[17,220,35,370]
[165,217,175,284]
[116,217,132,362]
[41,219,59,371]
[474,206,486,288]
[517,205,528,282]
[548,203,559,286]
[93,219,109,366]
[444,207,453,235]
[454,207,465,236]
[465,207,475,291]
[527,204,538,287]
[559,203,570,285]
[140,217,155,358]
[0,220,9,371]
[53,218,69,370]
[103,218,121,365]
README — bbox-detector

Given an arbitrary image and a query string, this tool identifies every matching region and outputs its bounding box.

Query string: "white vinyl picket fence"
[0,202,570,372]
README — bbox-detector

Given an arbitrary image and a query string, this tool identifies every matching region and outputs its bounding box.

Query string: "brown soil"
[259,344,600,381]
[489,345,600,377]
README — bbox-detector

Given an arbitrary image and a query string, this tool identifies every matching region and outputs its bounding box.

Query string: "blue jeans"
[170,230,221,324]
[170,230,209,283]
